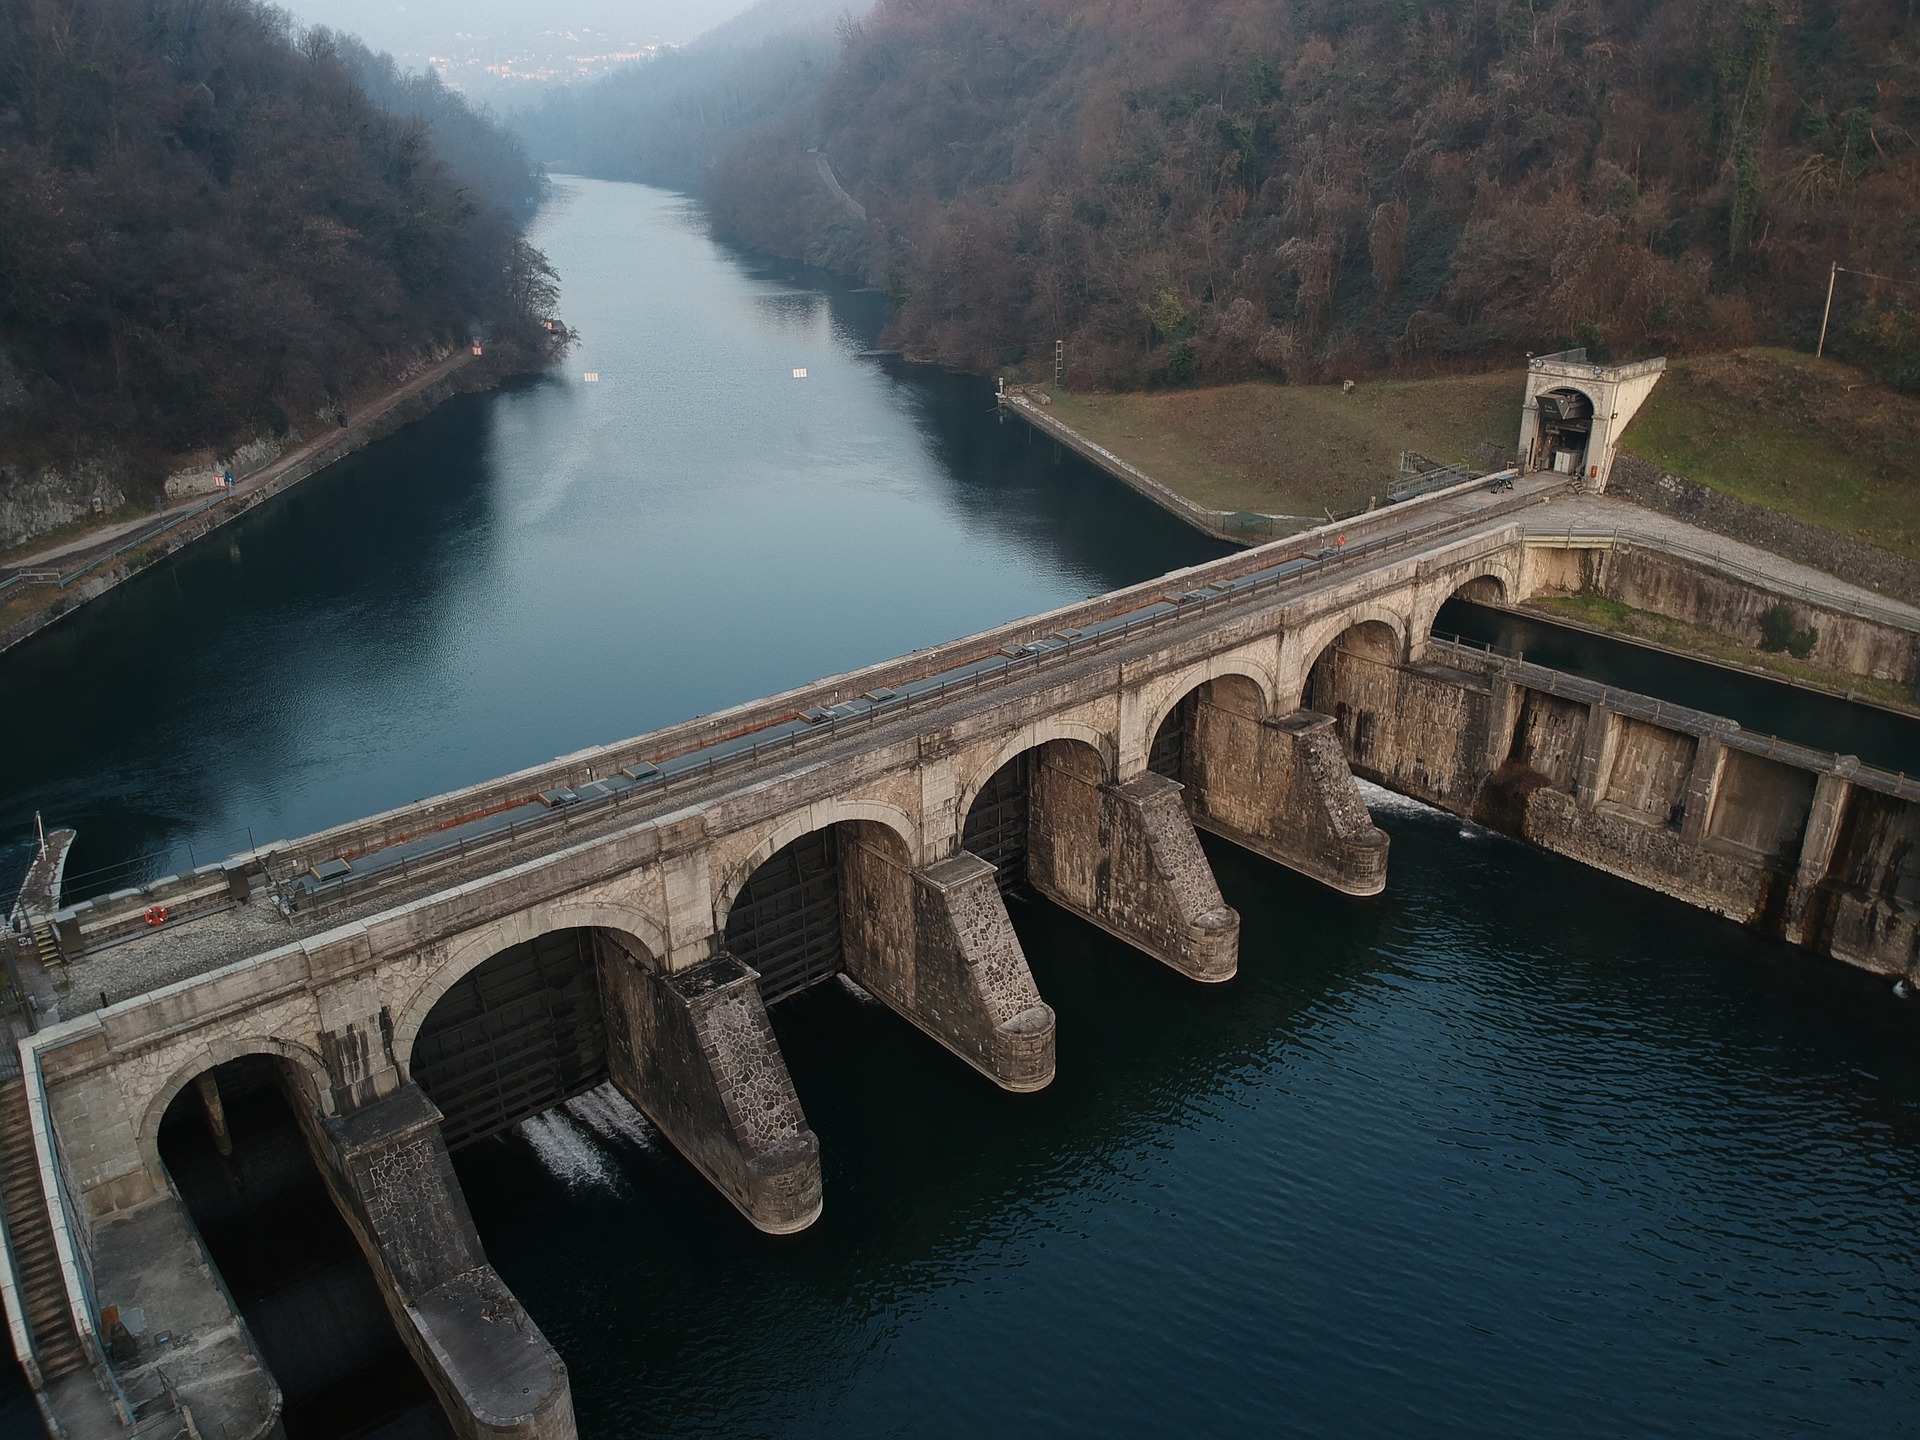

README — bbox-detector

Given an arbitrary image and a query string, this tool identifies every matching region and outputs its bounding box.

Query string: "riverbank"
[1033,373,1520,521]
[0,348,534,657]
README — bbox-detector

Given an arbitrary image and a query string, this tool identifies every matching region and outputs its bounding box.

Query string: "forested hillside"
[0,0,558,504]
[699,0,1919,390]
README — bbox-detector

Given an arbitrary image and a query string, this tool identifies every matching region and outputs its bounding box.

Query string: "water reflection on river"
[2,179,1917,1438]
[0,178,1224,895]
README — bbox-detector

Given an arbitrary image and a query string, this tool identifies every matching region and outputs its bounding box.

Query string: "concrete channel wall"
[1311,634,1919,974]
[1523,540,1920,686]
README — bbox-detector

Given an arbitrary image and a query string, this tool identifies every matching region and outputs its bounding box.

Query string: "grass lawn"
[1620,347,1920,563]
[1043,372,1523,519]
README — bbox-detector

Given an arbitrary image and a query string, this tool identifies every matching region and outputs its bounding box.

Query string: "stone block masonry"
[13,509,1916,1439]
[842,847,1056,1093]
[598,944,821,1235]
[312,1085,574,1439]
[1029,753,1239,983]
[1312,638,1920,979]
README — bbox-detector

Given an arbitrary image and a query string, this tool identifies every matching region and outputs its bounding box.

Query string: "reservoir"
[2,179,1917,1437]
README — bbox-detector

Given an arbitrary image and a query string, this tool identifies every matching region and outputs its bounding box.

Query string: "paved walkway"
[1530,491,1920,630]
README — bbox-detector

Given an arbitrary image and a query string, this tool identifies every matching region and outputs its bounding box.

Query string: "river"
[3,178,1918,1438]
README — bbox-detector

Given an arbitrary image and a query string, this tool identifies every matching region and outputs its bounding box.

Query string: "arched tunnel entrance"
[157,1056,453,1438]
[1532,387,1593,475]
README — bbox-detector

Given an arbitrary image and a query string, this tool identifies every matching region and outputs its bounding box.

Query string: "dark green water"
[3,179,1919,1437]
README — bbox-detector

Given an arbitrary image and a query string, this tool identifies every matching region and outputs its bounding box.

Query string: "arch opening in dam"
[1147,673,1271,789]
[723,819,916,1007]
[156,1055,453,1438]
[410,927,611,1151]
[1306,620,1403,769]
[962,738,1110,900]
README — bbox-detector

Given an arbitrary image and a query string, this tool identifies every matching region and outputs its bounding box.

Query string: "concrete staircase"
[29,924,62,971]
[0,1079,87,1383]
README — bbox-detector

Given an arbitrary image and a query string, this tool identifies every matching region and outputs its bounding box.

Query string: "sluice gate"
[1148,692,1199,783]
[962,755,1032,896]
[725,828,845,1004]
[411,928,607,1150]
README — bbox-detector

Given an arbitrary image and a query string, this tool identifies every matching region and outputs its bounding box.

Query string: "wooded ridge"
[0,0,560,507]
[668,0,1917,391]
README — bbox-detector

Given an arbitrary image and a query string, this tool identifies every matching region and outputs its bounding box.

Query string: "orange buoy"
[144,905,168,927]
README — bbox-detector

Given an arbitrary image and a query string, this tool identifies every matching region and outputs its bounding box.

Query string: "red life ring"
[144,905,168,927]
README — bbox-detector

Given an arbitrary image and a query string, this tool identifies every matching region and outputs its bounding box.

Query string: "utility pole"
[1054,339,1065,389]
[1816,261,1838,358]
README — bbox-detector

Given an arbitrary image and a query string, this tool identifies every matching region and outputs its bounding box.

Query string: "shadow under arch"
[721,816,916,1006]
[406,919,668,1151]
[1419,569,1517,646]
[140,1036,333,1193]
[1146,671,1273,790]
[713,800,919,936]
[1306,618,1408,775]
[1133,657,1278,779]
[961,735,1110,897]
[953,721,1115,844]
[393,898,670,1078]
[154,1052,450,1436]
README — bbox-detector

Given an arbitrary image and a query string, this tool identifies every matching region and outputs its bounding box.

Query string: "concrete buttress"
[1186,706,1389,896]
[841,846,1055,1091]
[313,1085,575,1440]
[596,942,822,1233]
[1030,752,1239,982]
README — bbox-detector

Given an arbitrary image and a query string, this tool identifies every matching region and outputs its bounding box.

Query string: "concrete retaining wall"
[1609,454,1920,608]
[1589,545,1918,684]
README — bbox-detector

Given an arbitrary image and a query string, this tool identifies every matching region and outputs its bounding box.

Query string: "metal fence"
[54,495,229,589]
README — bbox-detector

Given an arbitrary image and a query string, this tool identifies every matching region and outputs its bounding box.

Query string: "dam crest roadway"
[8,473,1920,1438]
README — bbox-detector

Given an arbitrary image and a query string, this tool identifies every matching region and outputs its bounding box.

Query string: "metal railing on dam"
[40,484,1552,968]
